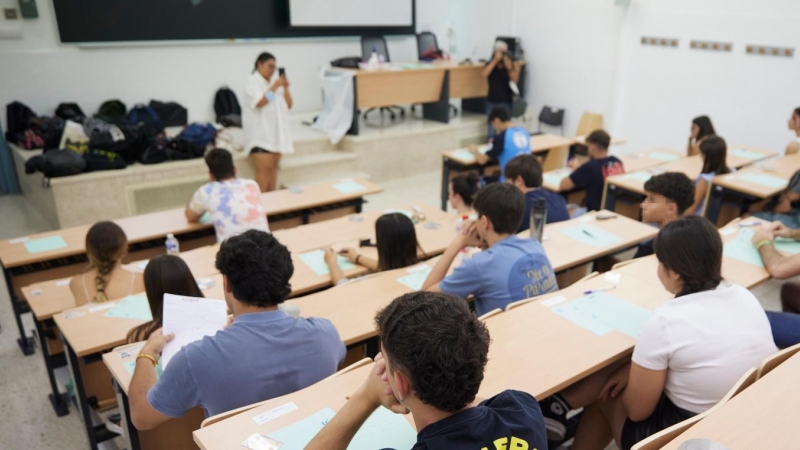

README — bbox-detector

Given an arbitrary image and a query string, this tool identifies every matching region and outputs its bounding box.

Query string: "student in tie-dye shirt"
[185,148,269,242]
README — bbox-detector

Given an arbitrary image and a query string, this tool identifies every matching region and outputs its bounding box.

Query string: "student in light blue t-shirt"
[128,230,345,430]
[470,106,530,182]
[422,183,558,316]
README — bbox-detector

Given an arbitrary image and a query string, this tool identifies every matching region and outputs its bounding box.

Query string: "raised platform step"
[278,152,360,187]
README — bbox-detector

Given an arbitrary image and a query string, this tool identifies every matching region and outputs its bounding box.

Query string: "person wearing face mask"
[243,52,294,192]
[421,183,558,316]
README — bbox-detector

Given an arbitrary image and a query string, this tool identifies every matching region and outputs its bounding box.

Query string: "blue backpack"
[175,123,217,156]
[127,104,164,134]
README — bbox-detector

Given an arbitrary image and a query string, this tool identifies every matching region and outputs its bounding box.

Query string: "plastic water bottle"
[165,233,180,255]
[530,198,548,242]
[368,46,380,70]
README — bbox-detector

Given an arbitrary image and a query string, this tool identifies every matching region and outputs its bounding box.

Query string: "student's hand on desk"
[769,221,793,239]
[599,362,631,402]
[324,247,340,267]
[355,352,409,415]
[752,226,776,244]
[141,328,175,358]
[338,247,360,263]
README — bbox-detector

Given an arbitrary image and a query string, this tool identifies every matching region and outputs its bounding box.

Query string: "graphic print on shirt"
[481,436,535,450]
[508,254,557,299]
[601,160,625,179]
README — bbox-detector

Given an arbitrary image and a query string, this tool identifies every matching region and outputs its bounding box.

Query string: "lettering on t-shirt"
[481,436,535,450]
[601,160,625,179]
[508,255,557,300]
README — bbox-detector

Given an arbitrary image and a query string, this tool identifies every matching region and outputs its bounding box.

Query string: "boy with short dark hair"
[471,106,531,182]
[422,183,558,315]
[129,230,345,430]
[505,154,570,232]
[306,292,548,450]
[636,172,696,257]
[185,148,269,242]
[560,129,625,211]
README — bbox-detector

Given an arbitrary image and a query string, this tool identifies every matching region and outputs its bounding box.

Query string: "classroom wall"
[612,0,800,154]
[0,0,452,126]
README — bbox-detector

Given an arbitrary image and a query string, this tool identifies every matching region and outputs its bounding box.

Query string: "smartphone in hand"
[278,67,286,77]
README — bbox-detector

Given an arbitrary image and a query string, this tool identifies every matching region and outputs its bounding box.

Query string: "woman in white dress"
[243,52,294,192]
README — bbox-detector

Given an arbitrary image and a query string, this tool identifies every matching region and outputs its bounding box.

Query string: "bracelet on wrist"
[755,240,774,250]
[136,353,158,366]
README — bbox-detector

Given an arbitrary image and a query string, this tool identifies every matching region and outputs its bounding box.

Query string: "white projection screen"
[289,0,413,27]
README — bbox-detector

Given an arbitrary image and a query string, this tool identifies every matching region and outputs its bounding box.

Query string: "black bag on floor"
[149,100,188,128]
[55,103,86,121]
[25,148,86,178]
[5,101,37,142]
[94,100,127,123]
[84,148,127,172]
[127,104,164,134]
[214,87,242,127]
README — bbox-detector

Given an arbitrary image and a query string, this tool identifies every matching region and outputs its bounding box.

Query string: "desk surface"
[0,178,382,269]
[443,133,576,165]
[662,352,800,449]
[103,342,145,397]
[711,152,800,199]
[54,298,150,357]
[479,269,672,400]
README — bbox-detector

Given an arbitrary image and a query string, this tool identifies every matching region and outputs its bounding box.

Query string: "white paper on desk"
[161,294,227,369]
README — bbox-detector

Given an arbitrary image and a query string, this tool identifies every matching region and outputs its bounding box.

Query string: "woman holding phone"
[243,52,294,192]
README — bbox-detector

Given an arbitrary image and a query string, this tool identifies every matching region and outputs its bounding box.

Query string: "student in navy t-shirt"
[505,154,570,233]
[560,129,625,211]
[422,183,558,315]
[470,106,530,182]
[306,292,548,450]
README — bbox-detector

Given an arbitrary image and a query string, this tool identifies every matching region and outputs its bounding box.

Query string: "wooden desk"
[0,178,382,357]
[440,133,577,210]
[479,269,672,400]
[104,343,205,450]
[662,352,800,449]
[706,153,800,225]
[604,148,776,216]
[193,365,379,450]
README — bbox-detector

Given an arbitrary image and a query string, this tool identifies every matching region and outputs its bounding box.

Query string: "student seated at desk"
[505,154,569,232]
[635,172,696,258]
[540,216,776,450]
[752,169,800,228]
[70,221,144,306]
[306,291,548,450]
[685,135,731,217]
[469,106,530,182]
[687,115,716,157]
[126,255,205,343]
[785,107,800,155]
[129,230,346,429]
[185,148,269,242]
[560,129,624,212]
[448,173,479,217]
[422,183,558,316]
[324,213,421,286]
[750,221,800,348]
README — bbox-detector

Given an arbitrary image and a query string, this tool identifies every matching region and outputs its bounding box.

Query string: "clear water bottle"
[530,198,547,242]
[368,46,380,69]
[165,233,180,255]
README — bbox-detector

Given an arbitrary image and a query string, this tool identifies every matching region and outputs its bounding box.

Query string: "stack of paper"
[161,294,227,368]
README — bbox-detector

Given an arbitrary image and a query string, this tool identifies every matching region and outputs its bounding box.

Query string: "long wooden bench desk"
[1,178,382,357]
[439,133,576,210]
[604,147,776,218]
[662,352,800,449]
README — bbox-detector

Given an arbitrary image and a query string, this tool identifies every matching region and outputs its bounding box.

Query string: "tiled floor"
[0,172,787,449]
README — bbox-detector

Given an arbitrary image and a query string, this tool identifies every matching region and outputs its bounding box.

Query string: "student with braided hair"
[70,221,144,305]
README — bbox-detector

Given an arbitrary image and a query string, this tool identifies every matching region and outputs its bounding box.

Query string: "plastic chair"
[757,342,800,379]
[360,36,405,122]
[631,368,757,450]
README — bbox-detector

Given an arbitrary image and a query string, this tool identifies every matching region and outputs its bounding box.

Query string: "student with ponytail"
[449,173,480,217]
[70,222,144,305]
[539,216,776,450]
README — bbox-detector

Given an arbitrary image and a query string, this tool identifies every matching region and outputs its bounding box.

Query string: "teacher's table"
[0,178,381,357]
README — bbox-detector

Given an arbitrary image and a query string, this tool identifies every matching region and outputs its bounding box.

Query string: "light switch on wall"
[4,8,18,19]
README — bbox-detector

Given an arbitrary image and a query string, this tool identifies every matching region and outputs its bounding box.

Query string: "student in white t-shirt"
[539,215,776,450]
[185,148,269,242]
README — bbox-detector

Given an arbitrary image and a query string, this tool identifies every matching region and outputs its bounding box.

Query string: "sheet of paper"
[774,237,800,255]
[552,292,653,338]
[396,266,432,291]
[253,402,299,425]
[450,149,476,163]
[24,235,68,254]
[199,211,213,225]
[647,152,681,161]
[731,148,764,161]
[104,295,153,321]
[543,171,570,187]
[622,172,653,182]
[268,408,335,450]
[559,224,623,247]
[9,237,29,244]
[161,294,227,369]
[333,180,367,194]
[736,173,787,189]
[722,228,764,267]
[123,358,163,378]
[299,249,356,276]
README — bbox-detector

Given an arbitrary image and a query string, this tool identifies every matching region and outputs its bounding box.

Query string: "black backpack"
[149,100,188,128]
[25,148,86,178]
[55,103,86,121]
[139,136,172,164]
[84,148,127,172]
[127,104,164,134]
[28,116,65,150]
[94,100,127,123]
[5,101,37,142]
[92,123,149,164]
[214,87,242,127]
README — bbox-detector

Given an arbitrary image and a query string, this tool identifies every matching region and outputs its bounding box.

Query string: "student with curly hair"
[129,230,346,429]
[307,291,548,449]
[70,221,144,305]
